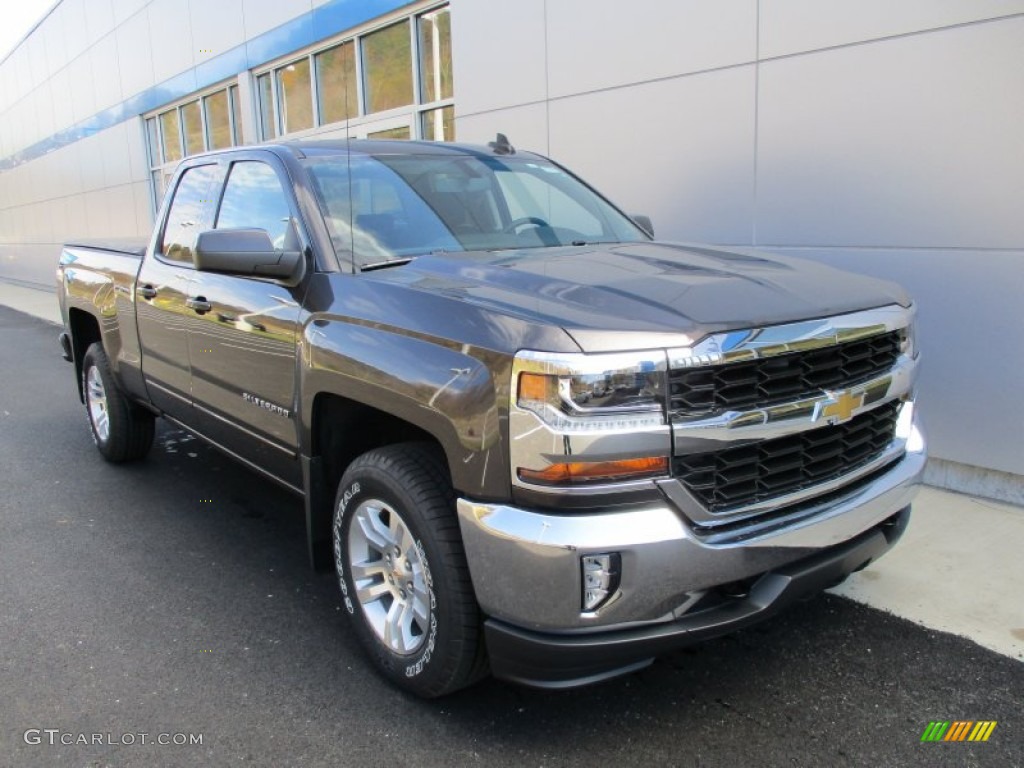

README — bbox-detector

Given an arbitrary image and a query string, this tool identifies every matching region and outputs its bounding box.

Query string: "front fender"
[301,319,511,499]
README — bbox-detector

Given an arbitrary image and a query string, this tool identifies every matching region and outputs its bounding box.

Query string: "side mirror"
[194,228,303,282]
[632,215,654,238]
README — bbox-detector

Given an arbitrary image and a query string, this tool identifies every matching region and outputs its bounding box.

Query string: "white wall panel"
[63,194,88,243]
[26,31,51,83]
[83,190,112,238]
[756,19,1024,249]
[12,48,34,105]
[68,58,96,125]
[243,0,313,39]
[30,86,55,150]
[29,152,53,203]
[42,9,69,76]
[112,0,149,26]
[30,202,55,244]
[60,0,91,65]
[125,120,149,184]
[90,35,123,113]
[456,102,550,156]
[77,133,107,193]
[131,181,155,234]
[546,0,755,97]
[20,157,42,206]
[116,7,155,99]
[84,0,116,48]
[191,0,246,67]
[48,67,75,133]
[549,66,756,245]
[102,184,140,237]
[149,0,195,84]
[761,0,1024,58]
[4,166,23,208]
[451,0,547,116]
[99,123,134,189]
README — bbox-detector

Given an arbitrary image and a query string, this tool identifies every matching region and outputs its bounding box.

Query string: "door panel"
[185,158,306,489]
[137,162,223,419]
[186,273,303,487]
[135,260,195,417]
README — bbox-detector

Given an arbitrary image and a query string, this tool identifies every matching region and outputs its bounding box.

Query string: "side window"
[160,164,222,264]
[216,161,294,248]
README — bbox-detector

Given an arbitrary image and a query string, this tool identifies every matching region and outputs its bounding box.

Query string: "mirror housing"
[194,228,303,282]
[632,215,654,238]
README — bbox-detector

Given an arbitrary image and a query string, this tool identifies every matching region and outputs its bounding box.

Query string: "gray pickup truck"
[57,137,925,697]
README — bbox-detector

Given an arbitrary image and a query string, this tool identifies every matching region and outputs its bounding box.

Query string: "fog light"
[581,553,621,611]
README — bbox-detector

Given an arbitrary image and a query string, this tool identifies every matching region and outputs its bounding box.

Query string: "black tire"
[333,442,487,697]
[82,342,155,462]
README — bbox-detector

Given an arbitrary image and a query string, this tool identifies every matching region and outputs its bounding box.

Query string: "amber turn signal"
[518,372,556,403]
[518,456,669,485]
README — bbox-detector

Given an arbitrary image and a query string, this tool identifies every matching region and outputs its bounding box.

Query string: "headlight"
[510,350,671,488]
[513,350,668,431]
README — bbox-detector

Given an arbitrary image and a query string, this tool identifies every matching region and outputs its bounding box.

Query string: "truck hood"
[369,242,910,352]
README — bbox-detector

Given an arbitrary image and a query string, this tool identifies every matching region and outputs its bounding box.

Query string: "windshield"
[304,152,648,269]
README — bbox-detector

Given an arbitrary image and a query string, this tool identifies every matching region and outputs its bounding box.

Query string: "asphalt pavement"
[1,304,1021,768]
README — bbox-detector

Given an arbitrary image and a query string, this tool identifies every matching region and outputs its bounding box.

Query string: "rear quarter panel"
[58,245,146,399]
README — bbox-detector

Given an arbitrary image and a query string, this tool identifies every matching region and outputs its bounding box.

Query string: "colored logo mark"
[920,721,997,742]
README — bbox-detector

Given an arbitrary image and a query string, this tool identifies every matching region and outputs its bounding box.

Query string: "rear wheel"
[333,442,487,697]
[82,343,155,462]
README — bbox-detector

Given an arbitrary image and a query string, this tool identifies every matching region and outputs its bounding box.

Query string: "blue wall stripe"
[0,0,412,171]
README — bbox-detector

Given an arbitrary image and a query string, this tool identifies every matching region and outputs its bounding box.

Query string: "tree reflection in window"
[362,21,413,114]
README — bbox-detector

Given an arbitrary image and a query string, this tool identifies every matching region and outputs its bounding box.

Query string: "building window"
[361,21,414,114]
[316,42,358,125]
[257,73,277,139]
[368,126,412,140]
[205,90,233,150]
[145,82,241,211]
[278,58,314,134]
[255,2,455,143]
[181,101,204,156]
[420,105,454,142]
[159,110,182,164]
[418,7,452,103]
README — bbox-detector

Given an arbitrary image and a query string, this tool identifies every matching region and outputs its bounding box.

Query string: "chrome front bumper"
[456,423,925,634]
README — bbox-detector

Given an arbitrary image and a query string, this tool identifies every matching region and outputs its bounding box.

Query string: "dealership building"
[0,0,1021,502]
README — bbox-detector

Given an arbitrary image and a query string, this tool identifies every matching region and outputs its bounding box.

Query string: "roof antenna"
[488,133,515,155]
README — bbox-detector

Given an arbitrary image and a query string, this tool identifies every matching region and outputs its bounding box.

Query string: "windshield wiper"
[359,256,417,273]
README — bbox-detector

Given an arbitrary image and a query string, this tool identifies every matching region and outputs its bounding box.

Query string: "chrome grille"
[669,330,901,418]
[673,400,901,514]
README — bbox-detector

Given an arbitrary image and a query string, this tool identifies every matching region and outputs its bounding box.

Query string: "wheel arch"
[68,307,102,402]
[302,391,456,572]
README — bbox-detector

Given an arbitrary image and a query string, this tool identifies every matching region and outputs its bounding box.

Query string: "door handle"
[186,296,212,314]
[138,285,157,300]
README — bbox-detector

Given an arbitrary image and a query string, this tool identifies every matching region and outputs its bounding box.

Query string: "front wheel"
[333,443,487,697]
[82,343,155,462]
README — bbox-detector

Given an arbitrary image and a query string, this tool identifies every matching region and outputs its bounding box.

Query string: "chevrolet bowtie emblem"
[819,390,864,424]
